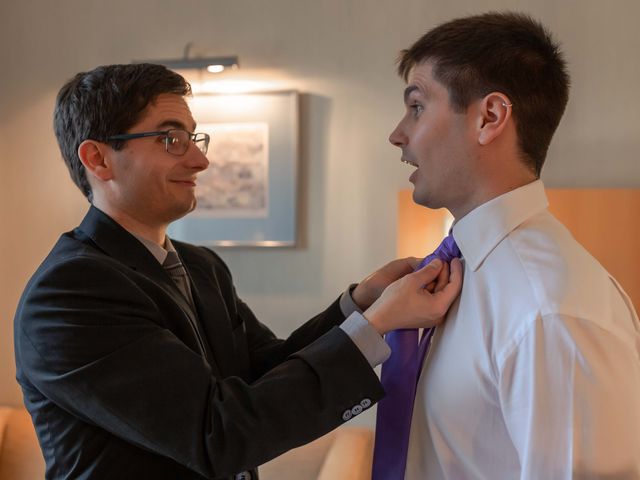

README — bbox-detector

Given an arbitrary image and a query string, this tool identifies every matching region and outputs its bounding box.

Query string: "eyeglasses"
[106,129,210,156]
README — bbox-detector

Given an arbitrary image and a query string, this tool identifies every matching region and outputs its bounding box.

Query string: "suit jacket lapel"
[77,206,222,375]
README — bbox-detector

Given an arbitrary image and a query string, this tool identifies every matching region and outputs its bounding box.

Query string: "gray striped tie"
[163,250,194,305]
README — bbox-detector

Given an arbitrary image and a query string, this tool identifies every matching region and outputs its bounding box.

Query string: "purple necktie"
[372,233,460,480]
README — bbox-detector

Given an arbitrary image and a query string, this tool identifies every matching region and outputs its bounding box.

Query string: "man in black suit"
[14,63,462,479]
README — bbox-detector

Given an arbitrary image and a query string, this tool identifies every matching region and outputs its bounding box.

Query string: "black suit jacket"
[14,206,384,479]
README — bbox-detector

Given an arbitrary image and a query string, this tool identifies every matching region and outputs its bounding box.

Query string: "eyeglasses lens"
[165,130,209,156]
[194,133,209,155]
[165,130,187,155]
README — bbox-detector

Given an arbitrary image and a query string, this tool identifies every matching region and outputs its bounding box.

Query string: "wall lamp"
[146,43,239,73]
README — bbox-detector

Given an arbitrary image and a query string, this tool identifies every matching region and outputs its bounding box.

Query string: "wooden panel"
[397,188,640,311]
[547,189,640,312]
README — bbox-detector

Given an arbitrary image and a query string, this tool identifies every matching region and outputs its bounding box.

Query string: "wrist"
[363,303,388,335]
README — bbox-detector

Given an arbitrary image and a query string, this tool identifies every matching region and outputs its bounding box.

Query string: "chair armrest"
[259,430,337,480]
[0,407,45,480]
[317,427,374,480]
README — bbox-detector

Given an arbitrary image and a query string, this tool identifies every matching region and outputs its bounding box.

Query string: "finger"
[435,258,463,301]
[411,258,443,286]
[384,257,418,278]
[405,256,422,270]
[425,281,436,292]
[433,261,450,292]
[450,257,463,284]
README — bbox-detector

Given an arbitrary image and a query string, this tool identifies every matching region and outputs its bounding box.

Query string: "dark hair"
[398,12,570,176]
[53,63,191,201]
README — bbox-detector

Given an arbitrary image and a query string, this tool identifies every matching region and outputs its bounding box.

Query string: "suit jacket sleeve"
[198,247,355,381]
[15,253,384,479]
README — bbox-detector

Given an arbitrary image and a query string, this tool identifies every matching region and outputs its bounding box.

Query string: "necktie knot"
[163,251,188,278]
[417,232,461,269]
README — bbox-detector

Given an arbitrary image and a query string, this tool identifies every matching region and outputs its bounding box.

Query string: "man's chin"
[412,189,432,208]
[167,201,197,223]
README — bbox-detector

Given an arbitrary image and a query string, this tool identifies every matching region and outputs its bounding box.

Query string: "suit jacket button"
[351,404,364,415]
[235,472,251,480]
[360,398,372,409]
[342,409,353,421]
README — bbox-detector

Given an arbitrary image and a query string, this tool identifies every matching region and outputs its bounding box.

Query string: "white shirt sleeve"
[498,313,640,479]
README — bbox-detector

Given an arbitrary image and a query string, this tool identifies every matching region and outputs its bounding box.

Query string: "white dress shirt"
[405,180,640,479]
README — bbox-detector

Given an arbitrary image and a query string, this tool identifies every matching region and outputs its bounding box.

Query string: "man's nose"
[186,146,210,171]
[389,122,406,147]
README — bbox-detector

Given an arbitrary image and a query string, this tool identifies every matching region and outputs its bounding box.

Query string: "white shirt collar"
[452,180,548,272]
[130,232,178,265]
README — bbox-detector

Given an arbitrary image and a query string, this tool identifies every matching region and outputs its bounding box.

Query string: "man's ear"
[477,92,513,146]
[77,140,114,182]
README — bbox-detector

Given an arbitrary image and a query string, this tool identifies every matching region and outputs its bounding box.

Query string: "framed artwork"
[168,91,299,246]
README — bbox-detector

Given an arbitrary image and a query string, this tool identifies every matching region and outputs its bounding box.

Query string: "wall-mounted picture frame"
[168,90,299,247]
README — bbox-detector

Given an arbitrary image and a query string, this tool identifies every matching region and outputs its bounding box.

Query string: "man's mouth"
[171,179,197,186]
[401,158,418,168]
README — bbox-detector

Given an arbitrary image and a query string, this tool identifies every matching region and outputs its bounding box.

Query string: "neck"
[92,199,167,246]
[450,167,537,220]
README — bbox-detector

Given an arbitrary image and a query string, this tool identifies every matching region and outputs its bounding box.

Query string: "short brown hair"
[398,12,570,176]
[53,64,191,201]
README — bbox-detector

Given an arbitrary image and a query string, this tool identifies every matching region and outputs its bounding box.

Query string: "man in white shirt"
[387,12,640,479]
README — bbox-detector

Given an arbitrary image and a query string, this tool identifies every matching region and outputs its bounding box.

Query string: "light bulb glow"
[206,64,225,73]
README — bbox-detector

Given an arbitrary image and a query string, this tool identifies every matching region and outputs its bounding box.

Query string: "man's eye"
[411,104,424,116]
[166,136,180,145]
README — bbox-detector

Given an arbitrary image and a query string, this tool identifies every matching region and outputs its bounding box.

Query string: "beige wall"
[2,0,639,430]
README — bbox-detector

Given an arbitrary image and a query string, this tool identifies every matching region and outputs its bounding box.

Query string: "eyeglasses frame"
[106,129,210,156]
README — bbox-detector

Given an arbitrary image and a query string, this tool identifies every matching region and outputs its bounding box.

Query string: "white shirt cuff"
[339,283,363,317]
[339,311,391,368]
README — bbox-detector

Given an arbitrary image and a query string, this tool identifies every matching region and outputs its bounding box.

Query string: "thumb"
[411,258,443,287]
[405,256,423,270]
